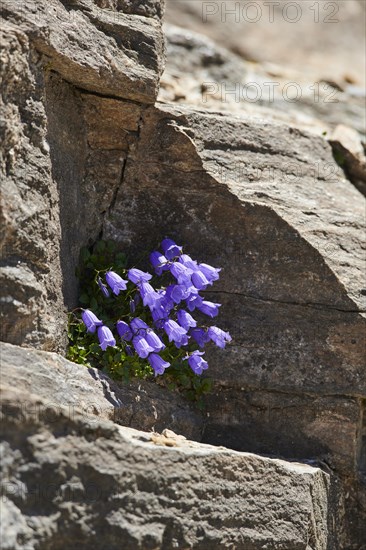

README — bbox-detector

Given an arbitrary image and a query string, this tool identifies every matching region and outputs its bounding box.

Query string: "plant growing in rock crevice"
[68,239,231,405]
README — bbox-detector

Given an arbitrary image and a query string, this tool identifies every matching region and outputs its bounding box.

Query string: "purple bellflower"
[185,292,203,312]
[191,270,210,290]
[145,330,165,352]
[184,351,208,375]
[151,305,169,327]
[165,284,187,305]
[197,300,221,318]
[170,262,192,286]
[175,333,189,348]
[177,309,197,331]
[130,318,149,335]
[148,353,170,376]
[208,326,232,348]
[81,237,231,379]
[116,320,132,341]
[161,238,182,260]
[198,263,221,283]
[127,268,152,285]
[97,326,116,351]
[190,327,210,348]
[163,319,187,345]
[150,251,169,275]
[105,271,128,295]
[81,309,103,333]
[139,282,161,310]
[132,335,154,358]
[125,345,134,356]
[97,277,110,298]
[179,254,198,270]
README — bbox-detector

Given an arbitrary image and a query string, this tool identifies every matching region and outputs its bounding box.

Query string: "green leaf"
[80,247,91,263]
[94,240,106,254]
[79,293,90,305]
[90,297,98,310]
[107,240,116,252]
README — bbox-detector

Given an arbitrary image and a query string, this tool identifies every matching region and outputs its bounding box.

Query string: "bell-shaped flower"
[132,334,154,358]
[208,326,232,348]
[177,309,197,331]
[184,351,208,375]
[185,293,203,312]
[148,353,170,376]
[198,263,221,283]
[197,300,221,318]
[163,319,187,345]
[165,284,187,305]
[170,262,192,286]
[161,238,182,260]
[191,270,210,290]
[150,251,169,275]
[130,293,141,313]
[145,330,165,352]
[97,326,116,351]
[127,268,152,284]
[175,333,189,348]
[105,271,128,295]
[158,291,174,313]
[190,327,210,348]
[178,254,197,270]
[125,345,134,356]
[130,318,149,336]
[81,309,103,333]
[151,304,169,326]
[97,277,110,298]
[116,320,132,341]
[139,282,161,310]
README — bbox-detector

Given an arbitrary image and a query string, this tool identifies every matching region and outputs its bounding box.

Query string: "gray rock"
[1,1,365,547]
[329,124,366,196]
[104,101,366,548]
[0,342,203,440]
[0,0,165,346]
[0,25,65,351]
[1,0,165,102]
[0,383,332,550]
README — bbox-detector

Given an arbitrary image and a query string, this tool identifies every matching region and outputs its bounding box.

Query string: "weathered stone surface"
[1,0,165,103]
[44,74,144,307]
[0,25,65,351]
[104,101,366,548]
[0,383,332,550]
[1,0,365,547]
[0,0,164,344]
[165,0,366,88]
[329,124,366,196]
[94,0,165,20]
[159,23,366,138]
[0,342,203,440]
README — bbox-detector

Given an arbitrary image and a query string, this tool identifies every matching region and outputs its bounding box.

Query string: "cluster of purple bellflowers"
[81,239,231,377]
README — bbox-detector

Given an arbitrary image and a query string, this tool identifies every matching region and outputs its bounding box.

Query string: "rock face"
[104,102,366,548]
[1,0,164,102]
[0,23,65,350]
[1,383,332,550]
[0,342,203,440]
[0,0,165,346]
[1,0,365,548]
